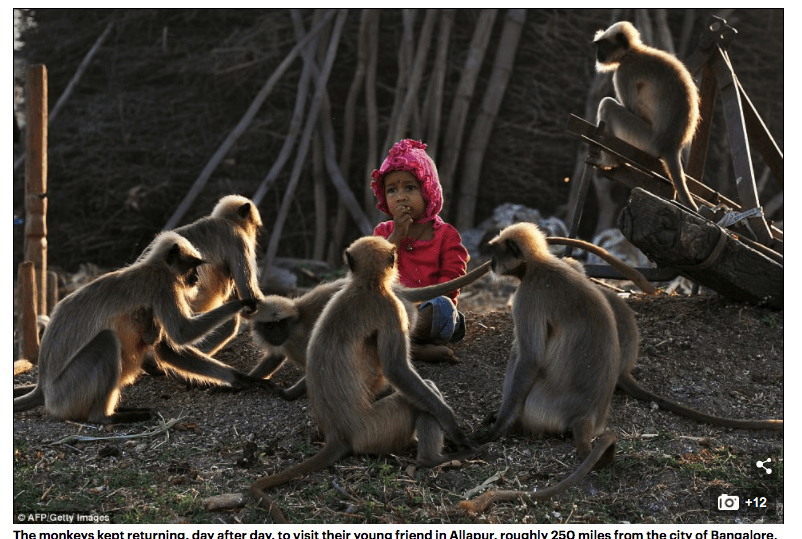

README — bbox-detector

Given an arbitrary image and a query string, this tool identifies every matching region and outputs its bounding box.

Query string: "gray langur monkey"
[249,262,491,400]
[593,21,700,212]
[563,259,783,432]
[142,194,264,356]
[13,232,271,424]
[250,236,480,523]
[461,223,781,513]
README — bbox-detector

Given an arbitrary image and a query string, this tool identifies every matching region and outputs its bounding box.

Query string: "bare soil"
[13,280,783,525]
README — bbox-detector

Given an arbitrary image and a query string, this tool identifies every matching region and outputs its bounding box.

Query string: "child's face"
[383,170,426,221]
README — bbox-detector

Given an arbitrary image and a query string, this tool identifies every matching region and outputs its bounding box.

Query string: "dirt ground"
[13,279,783,525]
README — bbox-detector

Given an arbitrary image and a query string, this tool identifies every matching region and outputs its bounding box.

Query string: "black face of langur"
[594,27,629,65]
[254,318,295,347]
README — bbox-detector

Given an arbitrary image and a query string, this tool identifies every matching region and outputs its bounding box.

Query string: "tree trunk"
[438,9,497,219]
[620,188,782,308]
[362,10,381,225]
[381,9,416,155]
[386,9,438,144]
[163,10,337,231]
[421,9,455,160]
[264,10,348,270]
[327,9,372,264]
[455,9,526,231]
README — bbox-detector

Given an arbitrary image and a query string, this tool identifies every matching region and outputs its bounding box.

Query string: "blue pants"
[419,296,466,344]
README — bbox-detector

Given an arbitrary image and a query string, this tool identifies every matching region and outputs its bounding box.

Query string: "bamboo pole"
[24,64,48,316]
[438,9,497,218]
[263,9,349,269]
[420,9,455,160]
[14,21,114,172]
[327,9,373,264]
[164,10,337,231]
[363,10,380,221]
[385,9,438,144]
[455,9,527,231]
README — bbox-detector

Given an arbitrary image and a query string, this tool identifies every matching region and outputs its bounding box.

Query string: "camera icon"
[718,494,740,511]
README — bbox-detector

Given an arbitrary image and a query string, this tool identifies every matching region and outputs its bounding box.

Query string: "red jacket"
[374,218,468,305]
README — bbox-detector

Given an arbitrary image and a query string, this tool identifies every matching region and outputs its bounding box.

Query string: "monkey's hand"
[476,422,506,445]
[239,298,258,316]
[445,426,481,453]
[230,371,279,393]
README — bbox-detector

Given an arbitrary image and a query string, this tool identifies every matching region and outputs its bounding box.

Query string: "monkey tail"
[664,154,698,211]
[617,374,783,431]
[14,384,44,412]
[397,262,491,303]
[546,237,655,294]
[459,431,616,514]
[249,441,351,523]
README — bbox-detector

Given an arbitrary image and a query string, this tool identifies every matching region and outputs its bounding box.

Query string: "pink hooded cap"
[371,139,443,224]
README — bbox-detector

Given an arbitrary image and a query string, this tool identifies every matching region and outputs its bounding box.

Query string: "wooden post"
[18,261,40,363]
[24,64,48,316]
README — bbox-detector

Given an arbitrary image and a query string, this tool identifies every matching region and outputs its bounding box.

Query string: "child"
[371,139,469,363]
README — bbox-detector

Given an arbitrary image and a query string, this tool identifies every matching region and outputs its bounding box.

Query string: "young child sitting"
[371,139,469,363]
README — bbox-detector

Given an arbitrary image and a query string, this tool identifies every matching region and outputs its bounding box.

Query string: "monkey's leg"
[47,330,153,424]
[596,97,657,166]
[194,316,240,356]
[415,380,482,466]
[570,417,615,468]
[411,300,457,364]
[245,353,306,400]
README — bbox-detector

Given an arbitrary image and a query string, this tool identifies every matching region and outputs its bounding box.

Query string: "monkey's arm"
[482,337,542,442]
[231,238,263,302]
[154,340,275,391]
[378,327,470,448]
[156,295,254,346]
[248,353,287,378]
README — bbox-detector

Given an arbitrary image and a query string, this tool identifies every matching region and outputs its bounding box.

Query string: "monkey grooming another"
[142,194,264,357]
[14,232,270,425]
[249,262,491,400]
[593,21,700,212]
[250,236,479,523]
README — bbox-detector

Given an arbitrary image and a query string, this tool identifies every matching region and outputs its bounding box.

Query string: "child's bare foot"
[412,343,457,363]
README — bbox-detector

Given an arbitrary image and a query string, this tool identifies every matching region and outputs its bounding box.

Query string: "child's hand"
[393,205,414,238]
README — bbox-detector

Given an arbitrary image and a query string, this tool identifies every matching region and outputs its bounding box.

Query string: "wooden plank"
[619,188,782,309]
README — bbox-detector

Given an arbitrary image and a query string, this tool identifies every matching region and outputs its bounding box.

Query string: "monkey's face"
[489,239,526,280]
[594,22,633,69]
[254,318,294,346]
[383,170,426,222]
[185,265,201,287]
